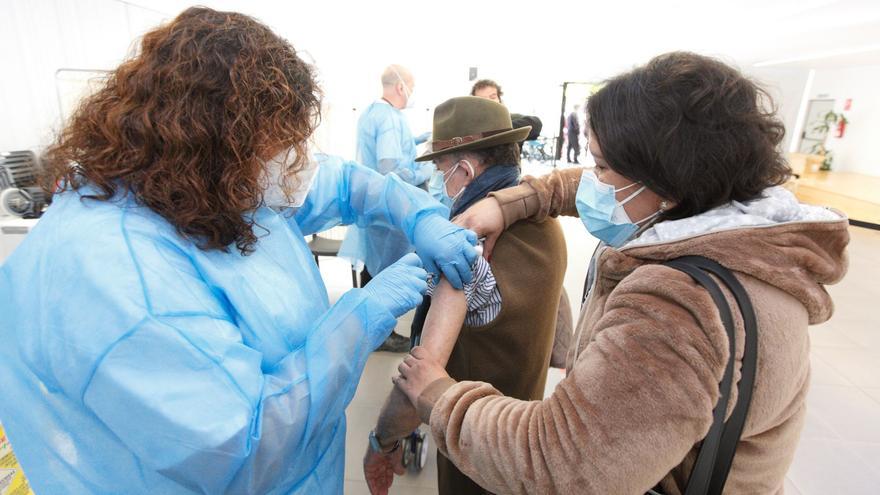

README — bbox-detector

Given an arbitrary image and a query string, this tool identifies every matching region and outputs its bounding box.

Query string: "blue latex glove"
[414,131,432,145]
[363,253,429,319]
[412,214,479,290]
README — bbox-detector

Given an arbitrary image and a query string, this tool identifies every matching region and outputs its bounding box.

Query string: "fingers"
[411,277,428,299]
[422,257,440,283]
[462,242,479,267]
[464,229,478,246]
[397,252,423,268]
[454,255,475,285]
[401,261,428,280]
[396,353,423,380]
[402,265,428,292]
[441,263,464,290]
[410,346,428,359]
[482,233,498,260]
[397,356,416,379]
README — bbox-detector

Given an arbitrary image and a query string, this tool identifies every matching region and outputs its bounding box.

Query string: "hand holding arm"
[394,346,451,409]
[398,265,726,494]
[454,167,585,259]
[412,215,478,289]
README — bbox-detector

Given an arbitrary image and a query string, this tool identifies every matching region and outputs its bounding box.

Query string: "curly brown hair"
[44,7,322,254]
[588,51,791,220]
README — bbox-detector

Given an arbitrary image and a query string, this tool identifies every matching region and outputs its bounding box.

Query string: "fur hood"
[602,186,849,324]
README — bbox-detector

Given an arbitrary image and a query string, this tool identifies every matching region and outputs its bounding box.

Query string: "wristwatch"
[368,430,401,454]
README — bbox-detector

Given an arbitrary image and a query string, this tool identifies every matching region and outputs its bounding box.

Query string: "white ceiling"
[129,0,880,77]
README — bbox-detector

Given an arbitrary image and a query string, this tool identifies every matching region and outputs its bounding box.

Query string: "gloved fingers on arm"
[422,257,441,284]
[441,262,465,290]
[463,232,479,266]
[363,253,430,319]
[464,229,479,246]
[397,252,424,268]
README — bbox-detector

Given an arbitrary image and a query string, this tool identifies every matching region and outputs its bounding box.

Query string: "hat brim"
[415,126,532,162]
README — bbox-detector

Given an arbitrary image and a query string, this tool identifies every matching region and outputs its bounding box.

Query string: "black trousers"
[567,134,580,162]
[359,268,372,288]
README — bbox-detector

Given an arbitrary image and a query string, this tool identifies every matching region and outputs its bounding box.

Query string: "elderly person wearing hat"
[362,96,567,495]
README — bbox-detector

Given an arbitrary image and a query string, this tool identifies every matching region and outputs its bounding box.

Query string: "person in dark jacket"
[566,104,581,163]
[363,96,566,495]
[471,79,542,141]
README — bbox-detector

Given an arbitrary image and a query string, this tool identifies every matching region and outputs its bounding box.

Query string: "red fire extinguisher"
[835,117,848,138]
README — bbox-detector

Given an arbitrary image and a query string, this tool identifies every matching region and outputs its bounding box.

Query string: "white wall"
[746,67,812,152]
[3,0,877,174]
[806,64,880,176]
[0,0,166,153]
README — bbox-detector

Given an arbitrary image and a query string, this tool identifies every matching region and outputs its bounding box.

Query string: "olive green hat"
[415,96,531,162]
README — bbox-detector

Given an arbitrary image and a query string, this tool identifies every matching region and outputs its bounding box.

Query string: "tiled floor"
[319,161,880,494]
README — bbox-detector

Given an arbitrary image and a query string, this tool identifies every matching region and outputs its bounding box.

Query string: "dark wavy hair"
[470,79,503,102]
[44,7,322,254]
[467,143,520,167]
[588,51,791,220]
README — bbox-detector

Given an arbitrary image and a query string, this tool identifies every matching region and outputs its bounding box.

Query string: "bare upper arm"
[421,279,467,367]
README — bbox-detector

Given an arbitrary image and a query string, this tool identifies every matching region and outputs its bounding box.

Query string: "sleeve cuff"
[416,377,458,423]
[488,183,541,229]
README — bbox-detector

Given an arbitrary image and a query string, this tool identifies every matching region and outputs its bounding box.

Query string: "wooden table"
[795,171,880,227]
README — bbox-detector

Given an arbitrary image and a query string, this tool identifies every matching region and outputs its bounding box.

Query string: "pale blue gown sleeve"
[292,154,447,239]
[69,225,401,494]
[374,114,406,177]
[373,113,430,186]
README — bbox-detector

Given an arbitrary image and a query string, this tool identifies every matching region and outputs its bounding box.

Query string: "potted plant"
[809,110,848,171]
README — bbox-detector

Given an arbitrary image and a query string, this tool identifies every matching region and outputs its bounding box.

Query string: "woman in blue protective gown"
[0,7,476,495]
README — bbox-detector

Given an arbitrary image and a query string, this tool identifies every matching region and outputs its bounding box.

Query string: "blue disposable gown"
[0,155,445,494]
[339,101,436,275]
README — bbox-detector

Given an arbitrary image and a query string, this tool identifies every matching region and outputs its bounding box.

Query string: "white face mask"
[391,66,416,109]
[401,81,416,109]
[262,149,319,208]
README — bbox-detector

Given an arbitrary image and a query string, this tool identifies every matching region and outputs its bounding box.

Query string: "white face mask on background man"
[262,149,319,208]
[402,82,416,109]
[391,66,416,109]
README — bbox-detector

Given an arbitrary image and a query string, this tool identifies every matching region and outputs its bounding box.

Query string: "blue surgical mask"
[428,160,471,209]
[575,170,660,247]
[428,170,453,208]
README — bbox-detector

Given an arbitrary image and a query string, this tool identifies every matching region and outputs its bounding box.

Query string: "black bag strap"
[662,256,759,495]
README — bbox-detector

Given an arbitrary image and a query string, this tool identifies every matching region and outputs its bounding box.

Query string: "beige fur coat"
[416,168,849,494]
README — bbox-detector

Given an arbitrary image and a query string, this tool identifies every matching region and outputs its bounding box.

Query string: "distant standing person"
[567,104,581,163]
[340,64,434,352]
[470,79,542,142]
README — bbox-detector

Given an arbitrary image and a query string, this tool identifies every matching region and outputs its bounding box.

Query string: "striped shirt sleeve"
[426,256,502,326]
